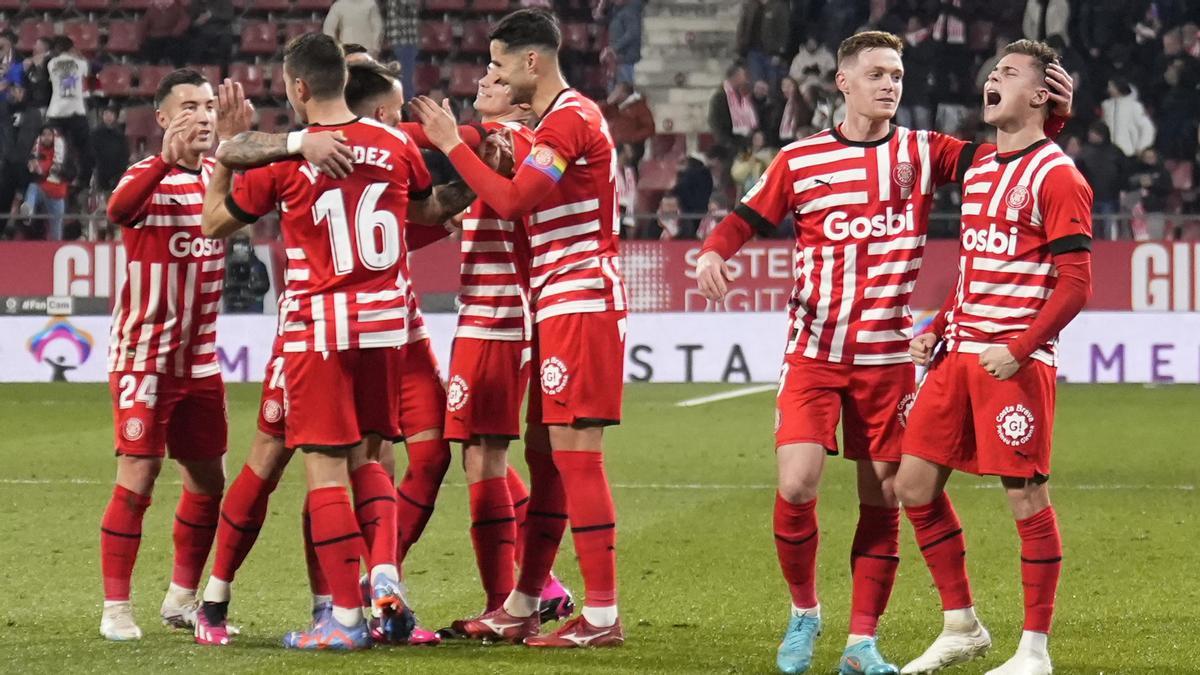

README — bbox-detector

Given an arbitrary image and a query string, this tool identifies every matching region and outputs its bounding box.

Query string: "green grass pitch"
[0,382,1197,674]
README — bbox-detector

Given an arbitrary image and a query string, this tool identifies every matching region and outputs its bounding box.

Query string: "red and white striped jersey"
[942,139,1093,366]
[228,118,433,353]
[523,89,627,322]
[737,125,969,364]
[107,157,225,378]
[456,121,534,341]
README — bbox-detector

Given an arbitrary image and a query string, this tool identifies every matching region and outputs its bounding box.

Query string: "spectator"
[141,0,190,66]
[696,193,731,240]
[1102,77,1157,157]
[655,192,682,240]
[1,32,23,103]
[21,125,69,240]
[189,0,234,70]
[46,37,90,189]
[672,155,714,239]
[750,79,772,134]
[22,37,53,110]
[223,234,272,313]
[708,63,757,153]
[324,0,384,57]
[1128,147,1173,239]
[92,107,129,193]
[768,76,811,147]
[383,0,419,100]
[735,0,791,87]
[615,143,639,237]
[0,85,41,238]
[1156,59,1200,161]
[730,130,773,196]
[1023,0,1070,44]
[599,0,643,89]
[810,72,845,129]
[602,81,655,162]
[787,36,835,91]
[1076,121,1124,238]
[899,17,936,132]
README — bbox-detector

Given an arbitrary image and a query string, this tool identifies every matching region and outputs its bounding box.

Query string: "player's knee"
[116,455,163,495]
[777,471,820,503]
[894,472,934,507]
[246,433,290,482]
[179,459,225,496]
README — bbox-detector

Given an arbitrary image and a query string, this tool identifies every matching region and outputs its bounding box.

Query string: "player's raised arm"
[408,182,477,226]
[107,111,194,225]
[200,162,242,239]
[410,95,559,220]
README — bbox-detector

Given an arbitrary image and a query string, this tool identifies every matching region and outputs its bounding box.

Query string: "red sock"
[1017,506,1062,633]
[394,438,451,562]
[211,465,278,583]
[307,487,366,609]
[100,485,152,601]
[506,465,530,565]
[905,492,973,610]
[849,504,900,635]
[774,494,819,608]
[302,496,330,597]
[350,462,397,572]
[172,489,221,590]
[514,445,567,598]
[553,450,618,607]
[469,477,517,611]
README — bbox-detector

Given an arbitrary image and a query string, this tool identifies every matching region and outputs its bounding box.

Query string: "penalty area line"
[675,384,776,407]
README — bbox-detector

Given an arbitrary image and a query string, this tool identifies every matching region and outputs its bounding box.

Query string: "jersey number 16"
[313,182,401,275]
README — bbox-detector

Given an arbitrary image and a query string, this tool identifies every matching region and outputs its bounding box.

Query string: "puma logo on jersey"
[823,204,914,241]
[962,223,1019,256]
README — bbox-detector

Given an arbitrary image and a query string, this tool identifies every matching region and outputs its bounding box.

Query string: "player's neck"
[304,98,357,127]
[531,71,572,118]
[177,151,202,171]
[837,111,891,143]
[995,117,1047,155]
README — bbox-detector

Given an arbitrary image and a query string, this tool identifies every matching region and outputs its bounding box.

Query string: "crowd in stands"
[669,0,1200,242]
[4,0,1200,243]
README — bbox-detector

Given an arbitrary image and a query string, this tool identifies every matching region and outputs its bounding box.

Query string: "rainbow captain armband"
[524,145,568,181]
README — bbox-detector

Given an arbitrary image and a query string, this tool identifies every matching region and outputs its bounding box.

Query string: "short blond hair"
[1002,39,1061,74]
[837,31,904,66]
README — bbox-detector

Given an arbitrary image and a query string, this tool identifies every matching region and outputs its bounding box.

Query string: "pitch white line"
[675,384,776,407]
[0,479,1193,491]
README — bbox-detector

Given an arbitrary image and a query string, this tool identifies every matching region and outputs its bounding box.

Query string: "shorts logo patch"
[262,399,283,424]
[892,161,916,188]
[996,404,1036,446]
[540,357,569,396]
[897,393,917,428]
[446,375,470,412]
[122,417,145,442]
[1005,185,1031,210]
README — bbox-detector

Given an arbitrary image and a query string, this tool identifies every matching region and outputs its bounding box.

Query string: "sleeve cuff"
[732,203,777,238]
[225,193,261,224]
[1048,233,1091,255]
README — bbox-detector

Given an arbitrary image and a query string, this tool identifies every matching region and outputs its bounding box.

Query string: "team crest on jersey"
[892,162,916,188]
[262,399,282,424]
[540,357,569,396]
[122,417,145,442]
[1005,185,1031,210]
[995,404,1036,446]
[896,393,917,428]
[446,375,470,412]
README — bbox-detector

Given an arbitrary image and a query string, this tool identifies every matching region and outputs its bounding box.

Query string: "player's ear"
[155,108,170,130]
[835,69,849,96]
[1031,85,1050,108]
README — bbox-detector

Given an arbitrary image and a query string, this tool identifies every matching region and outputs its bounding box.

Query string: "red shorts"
[256,354,286,438]
[902,351,1056,478]
[528,311,625,427]
[444,337,531,442]
[284,348,401,450]
[395,338,446,439]
[775,353,915,462]
[109,371,228,460]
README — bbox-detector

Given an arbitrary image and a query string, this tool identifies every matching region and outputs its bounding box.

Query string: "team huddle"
[94,8,1091,675]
